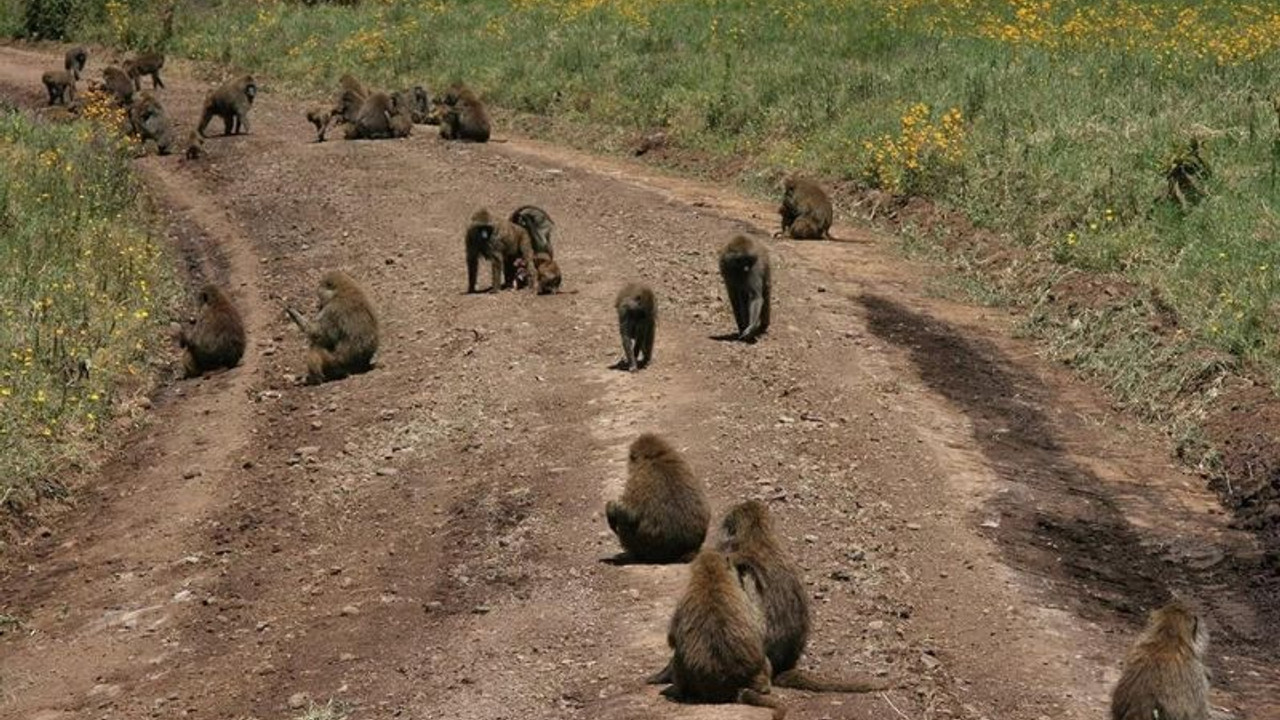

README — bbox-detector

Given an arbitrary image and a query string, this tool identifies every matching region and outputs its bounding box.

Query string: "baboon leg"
[646,660,673,685]
[742,293,765,340]
[152,72,164,89]
[523,249,539,293]
[619,325,638,372]
[238,112,249,135]
[737,689,786,719]
[466,249,481,293]
[638,323,654,367]
[197,111,212,138]
[731,288,749,334]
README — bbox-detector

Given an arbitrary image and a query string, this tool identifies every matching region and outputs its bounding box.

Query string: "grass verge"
[0,96,177,521]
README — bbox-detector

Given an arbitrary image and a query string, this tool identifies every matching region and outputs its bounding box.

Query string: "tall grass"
[0,99,176,513]
[73,1,1280,387]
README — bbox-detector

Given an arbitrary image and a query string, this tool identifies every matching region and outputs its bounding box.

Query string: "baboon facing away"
[124,52,165,90]
[777,175,833,240]
[509,205,555,257]
[101,66,134,106]
[391,86,432,124]
[464,208,538,294]
[438,84,491,142]
[605,433,710,563]
[718,500,890,693]
[306,107,332,142]
[1110,601,1211,720]
[64,46,87,80]
[651,549,785,719]
[177,284,246,378]
[719,235,771,342]
[615,283,656,372]
[286,271,380,384]
[42,70,75,106]
[198,75,256,137]
[128,91,174,155]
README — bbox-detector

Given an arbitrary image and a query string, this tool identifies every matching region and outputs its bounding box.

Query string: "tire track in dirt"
[0,45,1276,720]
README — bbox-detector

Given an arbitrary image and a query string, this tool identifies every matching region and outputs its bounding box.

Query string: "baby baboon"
[719,235,771,342]
[392,85,432,124]
[306,107,332,142]
[101,65,134,106]
[1110,601,1210,720]
[777,175,833,240]
[198,75,256,137]
[438,84,491,142]
[177,284,246,378]
[123,52,165,90]
[41,70,75,106]
[651,549,785,719]
[285,270,380,384]
[606,433,709,563]
[128,91,175,155]
[718,500,890,693]
[64,45,88,80]
[615,283,656,372]
[342,92,409,140]
[509,205,555,257]
[185,129,206,160]
[464,208,538,294]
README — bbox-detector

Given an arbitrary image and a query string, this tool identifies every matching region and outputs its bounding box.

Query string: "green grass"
[28,0,1280,434]
[0,108,177,516]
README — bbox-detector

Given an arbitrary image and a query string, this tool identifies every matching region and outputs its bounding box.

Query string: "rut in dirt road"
[0,47,1276,720]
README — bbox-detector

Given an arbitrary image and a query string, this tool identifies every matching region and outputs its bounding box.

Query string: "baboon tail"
[773,669,889,693]
[737,688,786,719]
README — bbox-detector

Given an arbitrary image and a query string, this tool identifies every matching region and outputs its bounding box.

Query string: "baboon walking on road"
[719,235,771,342]
[177,284,246,378]
[614,283,656,371]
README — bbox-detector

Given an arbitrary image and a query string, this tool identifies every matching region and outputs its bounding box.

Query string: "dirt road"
[0,46,1276,720]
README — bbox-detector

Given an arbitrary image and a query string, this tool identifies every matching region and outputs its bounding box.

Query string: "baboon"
[514,253,561,294]
[389,105,414,138]
[777,175,833,240]
[123,52,165,90]
[41,70,75,106]
[718,500,891,693]
[615,283,656,372]
[177,284,246,378]
[605,433,709,563]
[391,85,432,124]
[285,270,380,384]
[650,549,785,719]
[339,73,368,102]
[464,208,538,294]
[719,235,771,342]
[306,107,333,142]
[1110,601,1210,720]
[101,66,134,106]
[185,129,205,160]
[198,75,256,137]
[331,74,368,126]
[128,91,174,155]
[64,46,88,80]
[438,84,490,142]
[509,205,554,257]
[342,92,410,140]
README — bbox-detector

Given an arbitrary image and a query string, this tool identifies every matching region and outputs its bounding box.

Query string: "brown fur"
[719,235,771,342]
[605,433,709,563]
[391,86,432,124]
[465,208,537,294]
[286,271,380,384]
[614,283,656,372]
[178,284,246,378]
[184,129,205,160]
[101,66,134,106]
[652,549,785,719]
[1111,601,1210,720]
[123,52,165,90]
[198,75,256,137]
[128,91,174,155]
[64,46,87,80]
[719,500,890,693]
[777,175,833,240]
[41,69,75,106]
[438,84,491,142]
[306,107,332,142]
[509,205,555,257]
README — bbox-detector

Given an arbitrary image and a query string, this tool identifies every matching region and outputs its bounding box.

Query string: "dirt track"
[0,45,1277,720]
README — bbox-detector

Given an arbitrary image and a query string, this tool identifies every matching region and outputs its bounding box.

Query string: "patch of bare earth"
[0,44,1275,720]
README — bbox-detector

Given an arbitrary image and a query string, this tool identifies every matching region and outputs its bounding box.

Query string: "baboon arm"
[285,306,315,338]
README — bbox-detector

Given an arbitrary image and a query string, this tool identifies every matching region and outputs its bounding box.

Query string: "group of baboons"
[36,45,1217,720]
